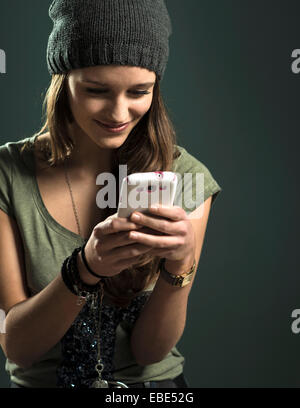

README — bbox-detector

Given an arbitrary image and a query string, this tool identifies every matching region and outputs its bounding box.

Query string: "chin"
[91,134,129,149]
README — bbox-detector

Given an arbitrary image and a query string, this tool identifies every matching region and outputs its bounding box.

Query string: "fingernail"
[132,213,140,221]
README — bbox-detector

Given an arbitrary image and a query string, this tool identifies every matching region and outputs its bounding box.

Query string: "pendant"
[92,378,109,388]
[92,361,109,388]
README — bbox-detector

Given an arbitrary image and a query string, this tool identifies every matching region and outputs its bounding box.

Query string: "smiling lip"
[95,120,130,133]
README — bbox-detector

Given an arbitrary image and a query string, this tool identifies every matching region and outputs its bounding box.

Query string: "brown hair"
[22,73,181,308]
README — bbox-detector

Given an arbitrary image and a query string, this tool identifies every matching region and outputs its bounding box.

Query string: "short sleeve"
[0,144,14,217]
[172,145,222,215]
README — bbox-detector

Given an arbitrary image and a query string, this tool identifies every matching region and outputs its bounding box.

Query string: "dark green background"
[0,0,299,388]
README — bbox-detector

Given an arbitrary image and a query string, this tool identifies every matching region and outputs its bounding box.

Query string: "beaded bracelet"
[61,255,77,296]
[61,246,102,302]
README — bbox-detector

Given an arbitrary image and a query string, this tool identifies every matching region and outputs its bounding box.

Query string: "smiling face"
[66,65,156,149]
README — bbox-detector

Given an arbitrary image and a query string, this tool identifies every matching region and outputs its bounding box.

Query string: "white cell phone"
[117,171,178,218]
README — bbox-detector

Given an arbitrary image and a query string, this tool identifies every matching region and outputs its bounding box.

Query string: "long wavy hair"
[22,72,181,308]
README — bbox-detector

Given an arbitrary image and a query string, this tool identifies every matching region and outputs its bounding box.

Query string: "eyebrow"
[82,79,155,87]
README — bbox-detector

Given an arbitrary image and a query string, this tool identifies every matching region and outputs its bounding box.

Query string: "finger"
[130,211,182,236]
[95,216,142,237]
[148,205,188,221]
[95,229,140,253]
[100,227,163,253]
[136,226,166,236]
[111,243,153,262]
[128,230,182,250]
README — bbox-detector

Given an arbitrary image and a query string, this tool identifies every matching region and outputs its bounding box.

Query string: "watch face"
[181,274,194,287]
[160,258,195,287]
[173,273,194,287]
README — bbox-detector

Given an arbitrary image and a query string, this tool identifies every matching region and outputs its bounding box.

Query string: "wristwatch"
[159,258,196,287]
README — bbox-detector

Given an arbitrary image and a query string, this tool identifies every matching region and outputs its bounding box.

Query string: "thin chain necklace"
[63,160,82,237]
[63,159,128,388]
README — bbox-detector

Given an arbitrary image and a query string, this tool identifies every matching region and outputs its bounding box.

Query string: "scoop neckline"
[24,134,86,244]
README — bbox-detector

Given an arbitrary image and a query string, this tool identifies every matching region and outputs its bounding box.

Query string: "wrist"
[61,246,102,300]
[164,252,195,276]
[77,251,101,286]
[80,241,109,283]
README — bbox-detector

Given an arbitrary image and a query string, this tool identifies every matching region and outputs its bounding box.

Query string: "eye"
[85,88,150,97]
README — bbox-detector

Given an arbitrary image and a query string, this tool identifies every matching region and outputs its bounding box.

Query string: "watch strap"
[159,258,196,287]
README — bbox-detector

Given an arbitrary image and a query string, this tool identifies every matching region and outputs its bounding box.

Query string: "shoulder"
[173,144,203,169]
[0,135,36,161]
[0,137,33,217]
[173,144,216,179]
[0,138,27,175]
[172,144,222,211]
[0,134,37,184]
[0,132,50,171]
[0,134,40,194]
[0,133,49,217]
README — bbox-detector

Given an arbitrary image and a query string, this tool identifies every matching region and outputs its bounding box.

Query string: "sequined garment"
[56,292,151,388]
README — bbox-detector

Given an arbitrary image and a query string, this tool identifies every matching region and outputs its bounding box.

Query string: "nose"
[104,96,131,124]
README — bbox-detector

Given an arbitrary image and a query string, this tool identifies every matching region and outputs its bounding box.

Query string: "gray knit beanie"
[47,0,172,81]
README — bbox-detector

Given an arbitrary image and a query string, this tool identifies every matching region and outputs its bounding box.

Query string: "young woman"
[0,0,222,388]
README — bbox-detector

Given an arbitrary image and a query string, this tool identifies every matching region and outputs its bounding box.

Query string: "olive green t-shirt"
[0,135,222,388]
